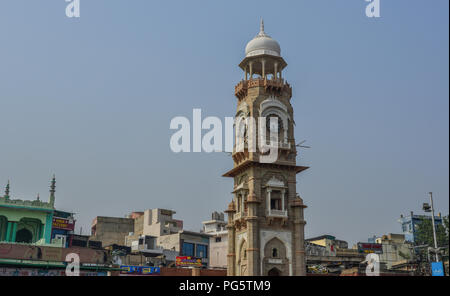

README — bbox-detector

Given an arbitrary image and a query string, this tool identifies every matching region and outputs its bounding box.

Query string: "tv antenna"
[296,140,311,149]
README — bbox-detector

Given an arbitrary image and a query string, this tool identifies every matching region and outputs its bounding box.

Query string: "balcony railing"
[267,209,288,218]
[235,78,292,99]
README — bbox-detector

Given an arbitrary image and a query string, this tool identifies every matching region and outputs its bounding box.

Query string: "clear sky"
[0,0,448,246]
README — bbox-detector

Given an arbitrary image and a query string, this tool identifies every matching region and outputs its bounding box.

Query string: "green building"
[0,176,56,244]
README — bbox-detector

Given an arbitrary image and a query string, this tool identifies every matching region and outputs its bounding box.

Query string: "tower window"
[272,248,278,258]
[270,190,282,210]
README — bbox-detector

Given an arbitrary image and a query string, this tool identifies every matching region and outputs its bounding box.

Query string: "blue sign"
[120,265,160,275]
[431,262,444,276]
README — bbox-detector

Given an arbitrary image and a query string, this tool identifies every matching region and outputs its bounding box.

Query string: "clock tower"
[224,20,308,276]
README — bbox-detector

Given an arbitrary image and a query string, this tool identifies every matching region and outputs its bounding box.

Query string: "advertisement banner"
[357,243,383,254]
[52,217,75,231]
[175,256,202,267]
[119,265,160,276]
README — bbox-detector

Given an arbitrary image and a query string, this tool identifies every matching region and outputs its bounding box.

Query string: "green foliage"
[415,215,449,248]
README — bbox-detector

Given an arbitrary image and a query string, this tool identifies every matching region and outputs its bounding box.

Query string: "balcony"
[266,209,288,218]
[235,78,292,100]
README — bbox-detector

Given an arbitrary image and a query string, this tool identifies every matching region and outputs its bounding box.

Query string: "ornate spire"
[37,193,40,201]
[256,18,269,38]
[4,180,10,199]
[49,174,56,206]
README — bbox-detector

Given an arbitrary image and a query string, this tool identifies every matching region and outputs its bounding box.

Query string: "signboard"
[119,265,160,276]
[357,243,383,254]
[431,262,444,276]
[52,217,75,231]
[176,256,202,267]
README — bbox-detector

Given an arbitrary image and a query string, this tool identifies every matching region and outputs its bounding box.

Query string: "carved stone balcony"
[235,78,292,100]
[266,209,288,218]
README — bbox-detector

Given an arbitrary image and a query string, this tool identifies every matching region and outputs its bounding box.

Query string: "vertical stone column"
[5,222,12,242]
[246,192,260,276]
[291,197,307,276]
[249,62,253,79]
[225,202,236,276]
[10,222,17,242]
[261,59,266,79]
[274,62,278,80]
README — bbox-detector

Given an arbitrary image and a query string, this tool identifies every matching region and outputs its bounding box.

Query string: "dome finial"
[260,18,264,33]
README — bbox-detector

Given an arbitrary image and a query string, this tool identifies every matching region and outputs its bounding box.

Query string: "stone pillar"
[261,59,266,79]
[249,62,253,79]
[274,62,278,80]
[266,189,272,216]
[291,198,307,276]
[246,193,260,275]
[5,222,12,242]
[10,222,17,242]
[225,203,236,276]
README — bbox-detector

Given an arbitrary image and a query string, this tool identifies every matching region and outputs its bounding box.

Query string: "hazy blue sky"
[0,0,448,245]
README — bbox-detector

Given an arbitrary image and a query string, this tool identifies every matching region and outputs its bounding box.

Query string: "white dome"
[245,20,281,57]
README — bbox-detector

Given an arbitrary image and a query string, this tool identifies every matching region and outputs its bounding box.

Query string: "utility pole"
[423,192,440,263]
[429,192,439,262]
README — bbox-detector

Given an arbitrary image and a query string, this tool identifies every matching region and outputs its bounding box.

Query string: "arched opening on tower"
[15,228,32,243]
[268,267,281,276]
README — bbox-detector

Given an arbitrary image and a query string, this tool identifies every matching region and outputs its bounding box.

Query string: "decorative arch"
[262,172,287,186]
[236,238,248,276]
[15,228,32,243]
[260,97,290,143]
[264,237,287,259]
[260,230,293,276]
[16,218,42,243]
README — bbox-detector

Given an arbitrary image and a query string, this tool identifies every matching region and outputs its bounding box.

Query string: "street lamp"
[422,192,439,262]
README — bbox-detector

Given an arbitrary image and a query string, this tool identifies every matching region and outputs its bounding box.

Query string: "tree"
[415,215,449,248]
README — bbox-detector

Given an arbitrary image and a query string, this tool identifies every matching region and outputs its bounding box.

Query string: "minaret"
[49,175,56,206]
[4,180,10,199]
[224,20,308,276]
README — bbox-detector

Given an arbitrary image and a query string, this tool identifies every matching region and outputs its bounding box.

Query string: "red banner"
[52,217,75,231]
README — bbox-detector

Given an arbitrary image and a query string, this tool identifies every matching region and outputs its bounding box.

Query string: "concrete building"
[202,212,228,269]
[398,211,443,243]
[305,235,363,275]
[375,233,414,269]
[128,208,183,238]
[306,235,348,254]
[90,216,135,247]
[224,20,308,276]
[124,208,183,247]
[157,230,210,267]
